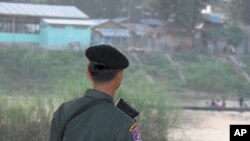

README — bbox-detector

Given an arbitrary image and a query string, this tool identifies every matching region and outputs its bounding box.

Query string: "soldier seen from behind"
[49,44,142,141]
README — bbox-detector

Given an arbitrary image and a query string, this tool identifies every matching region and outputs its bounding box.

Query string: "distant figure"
[217,99,226,108]
[239,96,244,108]
[210,99,216,107]
[217,99,222,107]
[244,102,248,108]
[209,98,226,108]
[222,99,226,108]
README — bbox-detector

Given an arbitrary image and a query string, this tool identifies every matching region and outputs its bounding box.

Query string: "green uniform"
[49,89,140,141]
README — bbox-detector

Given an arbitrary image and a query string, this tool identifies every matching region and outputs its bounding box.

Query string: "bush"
[173,52,200,63]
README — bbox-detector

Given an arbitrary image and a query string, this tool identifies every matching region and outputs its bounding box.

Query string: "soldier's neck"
[93,84,115,98]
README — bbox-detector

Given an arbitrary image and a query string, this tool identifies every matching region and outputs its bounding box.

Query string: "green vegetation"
[0,47,86,96]
[242,55,250,75]
[183,58,248,93]
[171,52,250,94]
[0,96,53,141]
[1,47,250,141]
[208,25,244,47]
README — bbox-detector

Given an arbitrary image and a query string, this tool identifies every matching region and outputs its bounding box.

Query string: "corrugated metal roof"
[122,23,153,36]
[95,28,130,37]
[87,19,110,27]
[204,13,224,24]
[42,19,93,26]
[112,17,128,23]
[139,18,162,27]
[0,2,88,19]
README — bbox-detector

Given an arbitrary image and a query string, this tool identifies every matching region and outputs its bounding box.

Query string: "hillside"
[0,47,250,97]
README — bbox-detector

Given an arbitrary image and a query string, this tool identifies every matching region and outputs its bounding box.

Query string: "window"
[0,16,40,34]
[0,17,12,32]
[50,25,65,28]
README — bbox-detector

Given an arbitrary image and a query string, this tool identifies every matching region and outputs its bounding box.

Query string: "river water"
[169,100,250,141]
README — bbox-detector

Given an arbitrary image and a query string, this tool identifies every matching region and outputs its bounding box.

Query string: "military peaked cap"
[85,44,129,69]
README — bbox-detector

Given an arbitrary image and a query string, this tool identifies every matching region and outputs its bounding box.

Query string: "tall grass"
[0,96,53,141]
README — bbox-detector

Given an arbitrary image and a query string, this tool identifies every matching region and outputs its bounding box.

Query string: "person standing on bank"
[49,44,142,141]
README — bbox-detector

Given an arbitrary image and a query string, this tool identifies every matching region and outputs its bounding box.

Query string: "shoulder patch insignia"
[129,123,142,141]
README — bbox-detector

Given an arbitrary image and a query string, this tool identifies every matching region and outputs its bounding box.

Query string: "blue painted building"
[40,19,92,48]
[0,2,91,48]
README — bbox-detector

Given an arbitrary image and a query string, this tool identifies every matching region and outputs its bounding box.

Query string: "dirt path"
[169,111,250,141]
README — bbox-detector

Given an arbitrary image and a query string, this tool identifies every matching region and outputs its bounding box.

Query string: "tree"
[227,0,250,25]
[227,0,250,54]
[174,0,205,33]
[149,0,206,32]
[148,0,207,48]
[208,25,244,48]
[242,0,250,25]
[147,0,175,20]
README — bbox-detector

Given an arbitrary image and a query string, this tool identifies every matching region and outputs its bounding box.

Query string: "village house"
[121,23,154,48]
[0,2,91,48]
[153,20,193,51]
[89,19,130,48]
[199,13,226,54]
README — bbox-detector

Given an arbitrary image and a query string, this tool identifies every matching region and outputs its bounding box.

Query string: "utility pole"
[12,17,15,46]
[71,0,75,5]
[127,0,132,48]
[127,0,132,22]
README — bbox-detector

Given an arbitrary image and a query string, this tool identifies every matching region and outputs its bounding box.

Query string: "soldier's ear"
[114,70,123,89]
[86,68,92,81]
[117,70,123,81]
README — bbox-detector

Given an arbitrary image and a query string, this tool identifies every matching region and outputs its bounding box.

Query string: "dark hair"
[88,62,119,82]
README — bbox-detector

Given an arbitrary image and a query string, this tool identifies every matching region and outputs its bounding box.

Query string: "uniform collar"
[84,89,114,104]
